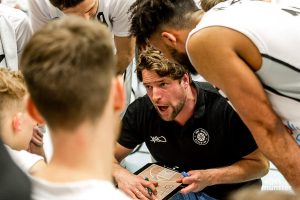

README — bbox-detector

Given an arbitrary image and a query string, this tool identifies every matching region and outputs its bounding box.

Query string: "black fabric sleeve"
[0,140,31,200]
[118,98,145,149]
[226,105,258,158]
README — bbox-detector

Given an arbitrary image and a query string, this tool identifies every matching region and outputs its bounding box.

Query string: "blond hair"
[0,68,26,131]
[0,68,26,99]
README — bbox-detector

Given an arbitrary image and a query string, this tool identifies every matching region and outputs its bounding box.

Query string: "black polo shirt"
[119,81,260,199]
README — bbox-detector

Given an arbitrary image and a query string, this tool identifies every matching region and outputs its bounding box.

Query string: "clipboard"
[134,163,184,200]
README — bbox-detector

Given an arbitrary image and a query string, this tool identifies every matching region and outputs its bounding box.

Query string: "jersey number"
[97,12,108,26]
[282,7,300,16]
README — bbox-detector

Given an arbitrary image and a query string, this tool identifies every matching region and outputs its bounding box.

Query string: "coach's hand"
[177,170,212,194]
[115,169,158,200]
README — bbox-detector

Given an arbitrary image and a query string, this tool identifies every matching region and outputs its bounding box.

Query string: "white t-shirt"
[187,0,300,144]
[30,176,130,200]
[0,4,32,68]
[5,145,44,173]
[28,0,135,107]
[272,0,300,6]
[28,0,134,36]
[1,0,19,8]
[1,0,29,11]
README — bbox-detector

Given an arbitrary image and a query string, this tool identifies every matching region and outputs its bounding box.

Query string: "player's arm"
[113,143,158,199]
[187,26,300,188]
[28,0,52,32]
[179,149,269,193]
[16,13,32,61]
[114,36,135,74]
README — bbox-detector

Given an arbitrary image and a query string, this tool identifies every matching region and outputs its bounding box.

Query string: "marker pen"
[181,171,189,177]
[144,177,153,196]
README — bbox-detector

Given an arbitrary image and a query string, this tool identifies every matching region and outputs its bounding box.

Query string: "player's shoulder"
[0,4,27,20]
[101,0,135,11]
[194,81,218,95]
[194,81,233,111]
[30,0,59,16]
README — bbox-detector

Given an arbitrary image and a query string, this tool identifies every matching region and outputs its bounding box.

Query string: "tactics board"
[135,163,183,200]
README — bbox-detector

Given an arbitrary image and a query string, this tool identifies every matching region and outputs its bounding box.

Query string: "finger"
[31,138,43,146]
[33,126,45,137]
[180,183,195,194]
[150,180,158,187]
[187,170,195,175]
[138,185,152,199]
[32,134,43,142]
[32,130,43,140]
[143,181,157,195]
[32,131,43,141]
[33,136,43,143]
[36,129,45,137]
[176,178,183,183]
[133,188,148,200]
[181,177,194,185]
[33,130,44,139]
[150,193,159,200]
[126,190,138,199]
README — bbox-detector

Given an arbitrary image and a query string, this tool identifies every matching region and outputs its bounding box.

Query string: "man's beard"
[168,46,197,74]
[155,85,187,121]
[156,99,185,121]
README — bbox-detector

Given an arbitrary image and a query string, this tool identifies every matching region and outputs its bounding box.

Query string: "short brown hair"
[136,47,191,82]
[200,0,225,11]
[0,68,27,131]
[21,16,115,130]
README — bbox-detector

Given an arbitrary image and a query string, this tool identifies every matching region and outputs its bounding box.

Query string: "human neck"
[35,119,115,183]
[191,10,204,26]
[0,121,13,147]
[174,84,197,126]
[1,109,22,150]
[175,10,204,50]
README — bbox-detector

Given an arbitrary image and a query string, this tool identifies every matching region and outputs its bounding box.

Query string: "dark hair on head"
[50,0,84,9]
[129,0,199,48]
[136,47,191,83]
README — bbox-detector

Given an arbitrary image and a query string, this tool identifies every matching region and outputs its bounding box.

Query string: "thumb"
[180,183,195,194]
[176,177,183,183]
[182,176,194,184]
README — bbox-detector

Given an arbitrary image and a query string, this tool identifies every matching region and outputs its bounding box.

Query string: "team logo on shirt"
[193,128,209,145]
[150,136,167,143]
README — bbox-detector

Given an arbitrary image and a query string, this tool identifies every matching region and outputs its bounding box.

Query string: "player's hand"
[176,170,212,194]
[31,124,47,146]
[116,170,158,200]
[28,125,47,162]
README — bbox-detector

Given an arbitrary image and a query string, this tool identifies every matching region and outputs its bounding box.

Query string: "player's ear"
[12,112,22,132]
[26,95,45,124]
[161,31,177,47]
[182,73,190,88]
[113,75,125,113]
